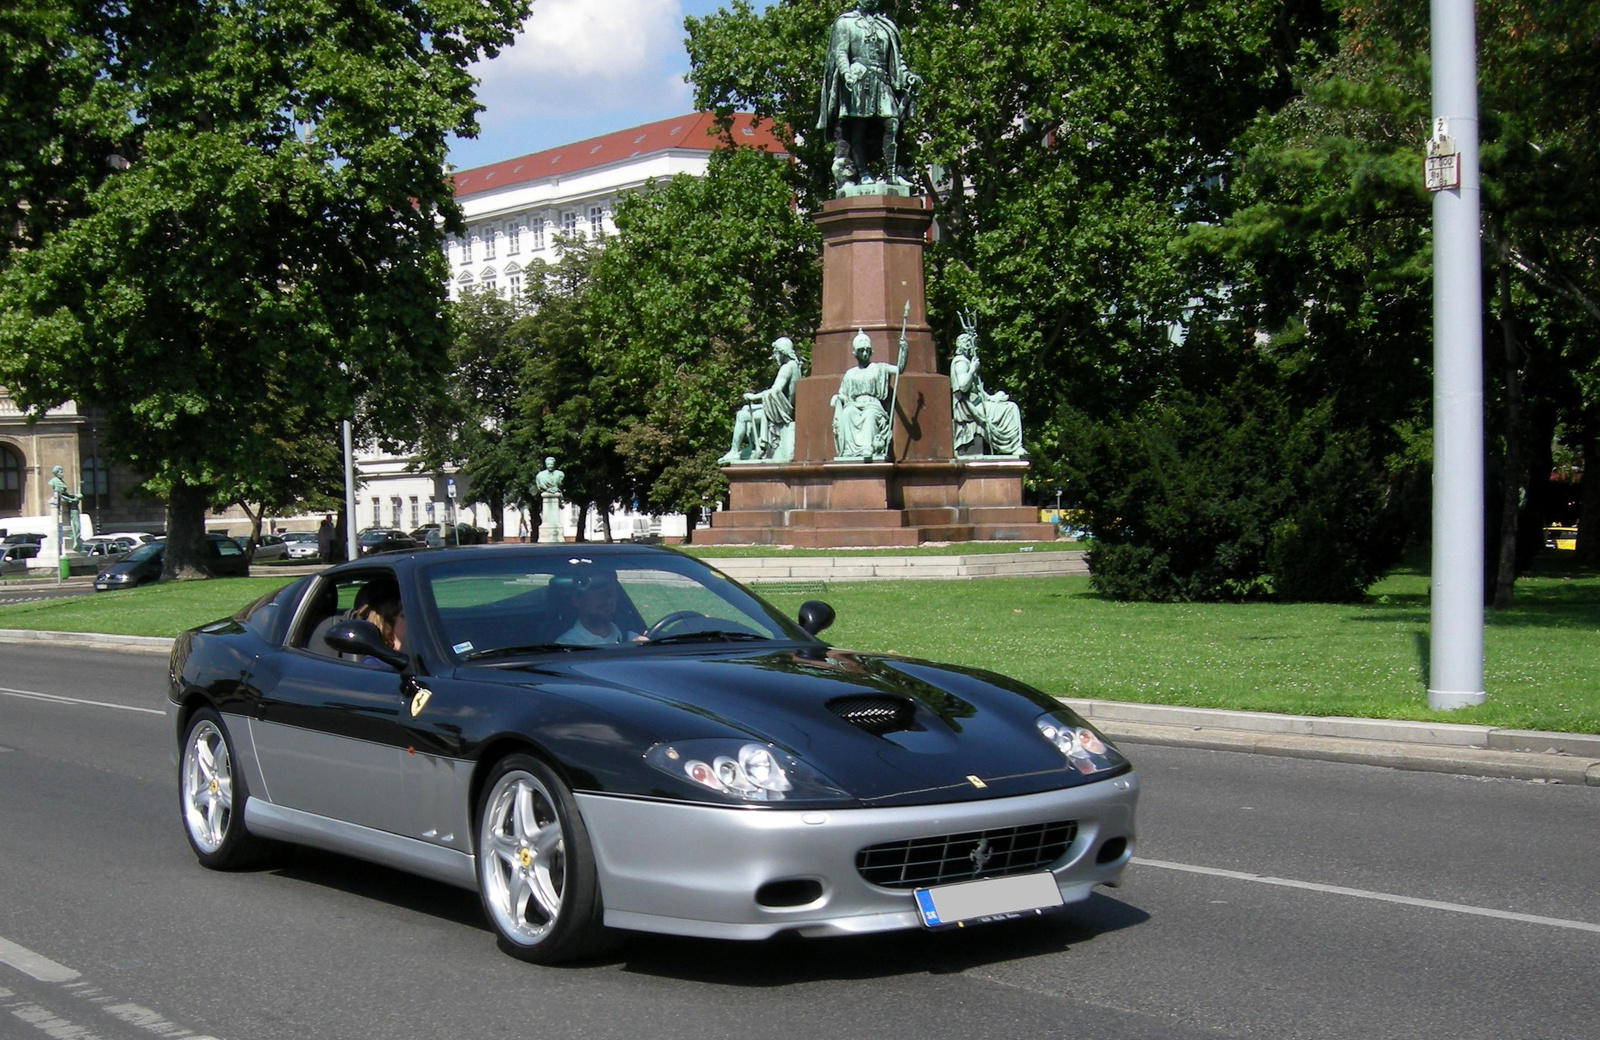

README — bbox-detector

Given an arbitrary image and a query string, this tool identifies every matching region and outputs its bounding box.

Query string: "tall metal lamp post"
[1427,0,1486,710]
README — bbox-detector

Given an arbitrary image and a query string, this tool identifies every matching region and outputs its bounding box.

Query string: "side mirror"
[797,600,835,636]
[325,619,408,670]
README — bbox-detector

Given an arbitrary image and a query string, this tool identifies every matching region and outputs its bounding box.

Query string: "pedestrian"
[317,514,334,561]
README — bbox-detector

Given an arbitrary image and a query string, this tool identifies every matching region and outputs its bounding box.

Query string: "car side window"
[215,539,242,557]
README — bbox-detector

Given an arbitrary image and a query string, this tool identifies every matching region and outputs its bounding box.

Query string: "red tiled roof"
[450,112,784,199]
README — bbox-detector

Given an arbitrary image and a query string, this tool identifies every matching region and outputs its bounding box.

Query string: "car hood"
[493,646,1111,805]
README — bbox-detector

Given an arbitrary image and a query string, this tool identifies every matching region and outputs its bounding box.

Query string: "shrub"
[1063,377,1391,602]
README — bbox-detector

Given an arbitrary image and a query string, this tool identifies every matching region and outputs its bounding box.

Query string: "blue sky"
[447,0,774,171]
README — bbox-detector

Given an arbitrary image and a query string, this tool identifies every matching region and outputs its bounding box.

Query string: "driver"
[557,572,641,646]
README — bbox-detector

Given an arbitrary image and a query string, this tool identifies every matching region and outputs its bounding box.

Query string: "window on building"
[80,455,110,514]
[529,216,545,251]
[409,496,419,528]
[370,497,381,527]
[460,236,473,264]
[589,206,605,237]
[506,263,522,300]
[391,497,403,527]
[482,228,496,260]
[507,221,520,255]
[0,445,22,515]
[563,211,579,237]
[480,266,497,296]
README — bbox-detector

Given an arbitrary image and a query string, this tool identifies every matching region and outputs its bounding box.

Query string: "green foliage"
[1065,374,1392,601]
[687,0,1341,439]
[585,146,821,516]
[0,0,530,572]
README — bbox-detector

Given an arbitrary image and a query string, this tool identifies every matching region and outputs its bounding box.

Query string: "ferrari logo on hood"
[410,688,432,717]
[966,775,986,789]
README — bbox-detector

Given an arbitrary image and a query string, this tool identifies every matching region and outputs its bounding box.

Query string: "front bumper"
[576,770,1138,940]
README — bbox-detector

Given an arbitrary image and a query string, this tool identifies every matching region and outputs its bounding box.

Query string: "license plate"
[914,872,1064,928]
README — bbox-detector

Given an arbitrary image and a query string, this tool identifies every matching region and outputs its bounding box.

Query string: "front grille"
[856,821,1078,889]
[827,694,916,735]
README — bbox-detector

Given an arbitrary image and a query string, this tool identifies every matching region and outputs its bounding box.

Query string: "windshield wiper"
[460,644,597,662]
[646,631,771,646]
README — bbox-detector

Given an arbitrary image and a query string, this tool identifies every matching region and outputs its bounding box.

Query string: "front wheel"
[475,754,614,963]
[179,708,276,869]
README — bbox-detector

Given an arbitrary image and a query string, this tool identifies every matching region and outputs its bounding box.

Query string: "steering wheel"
[643,610,706,641]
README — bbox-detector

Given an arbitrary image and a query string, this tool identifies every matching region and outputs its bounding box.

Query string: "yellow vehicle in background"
[1544,526,1578,551]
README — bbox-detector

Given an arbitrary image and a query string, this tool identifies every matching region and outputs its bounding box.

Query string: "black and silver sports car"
[169,545,1138,963]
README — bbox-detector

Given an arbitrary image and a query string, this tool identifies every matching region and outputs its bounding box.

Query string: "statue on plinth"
[817,0,922,195]
[48,465,83,552]
[534,456,565,543]
[831,328,906,461]
[950,313,1025,457]
[720,337,802,464]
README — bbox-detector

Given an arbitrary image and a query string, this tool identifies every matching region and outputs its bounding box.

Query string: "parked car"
[357,528,417,556]
[94,534,249,590]
[411,522,489,548]
[1544,526,1578,551]
[0,532,46,547]
[79,538,130,559]
[282,531,322,560]
[1,543,41,570]
[168,545,1138,964]
[249,534,289,562]
[102,531,162,547]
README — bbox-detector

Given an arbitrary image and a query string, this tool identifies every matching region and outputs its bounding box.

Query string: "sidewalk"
[4,626,1596,787]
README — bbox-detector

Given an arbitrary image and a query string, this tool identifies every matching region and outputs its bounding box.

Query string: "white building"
[354,112,783,541]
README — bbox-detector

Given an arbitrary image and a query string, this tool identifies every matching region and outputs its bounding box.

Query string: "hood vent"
[827,694,916,735]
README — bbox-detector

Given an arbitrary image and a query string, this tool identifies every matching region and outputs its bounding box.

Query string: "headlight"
[645,740,850,803]
[1035,711,1127,776]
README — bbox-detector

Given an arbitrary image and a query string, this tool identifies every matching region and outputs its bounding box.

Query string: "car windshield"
[419,552,809,662]
[125,543,163,563]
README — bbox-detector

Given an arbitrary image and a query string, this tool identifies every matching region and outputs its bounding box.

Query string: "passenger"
[352,579,406,665]
[557,573,639,645]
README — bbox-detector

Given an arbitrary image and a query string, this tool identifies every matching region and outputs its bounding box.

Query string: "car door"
[247,572,410,834]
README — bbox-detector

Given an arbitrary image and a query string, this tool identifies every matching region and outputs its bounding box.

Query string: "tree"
[583,146,821,527]
[687,0,1341,448]
[0,0,530,578]
[416,289,533,541]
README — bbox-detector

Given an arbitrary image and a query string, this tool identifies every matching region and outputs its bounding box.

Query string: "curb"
[0,629,173,656]
[1064,698,1600,787]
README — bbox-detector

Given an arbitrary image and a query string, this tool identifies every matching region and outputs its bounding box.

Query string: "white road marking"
[0,937,220,1039]
[1135,857,1600,935]
[0,687,163,717]
[0,937,79,983]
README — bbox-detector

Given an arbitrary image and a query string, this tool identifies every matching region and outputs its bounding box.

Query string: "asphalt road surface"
[2,643,1596,1040]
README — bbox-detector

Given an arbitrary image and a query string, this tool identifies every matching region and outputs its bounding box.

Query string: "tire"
[475,754,615,963]
[179,708,276,869]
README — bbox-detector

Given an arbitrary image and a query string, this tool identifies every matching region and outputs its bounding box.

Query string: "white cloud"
[472,0,691,119]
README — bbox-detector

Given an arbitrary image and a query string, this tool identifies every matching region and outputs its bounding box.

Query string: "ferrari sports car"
[169,545,1138,963]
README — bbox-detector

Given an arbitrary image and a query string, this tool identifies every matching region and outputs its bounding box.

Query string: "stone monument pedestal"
[703,194,1050,546]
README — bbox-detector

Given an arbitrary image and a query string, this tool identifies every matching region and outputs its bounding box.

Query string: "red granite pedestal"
[702,194,1053,547]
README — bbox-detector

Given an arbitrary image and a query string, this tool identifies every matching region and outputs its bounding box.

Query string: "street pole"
[343,419,359,562]
[1428,0,1485,710]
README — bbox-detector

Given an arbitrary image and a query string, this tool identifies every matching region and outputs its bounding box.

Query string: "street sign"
[446,478,457,500]
[1425,152,1461,192]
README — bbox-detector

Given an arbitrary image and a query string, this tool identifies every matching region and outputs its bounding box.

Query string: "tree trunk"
[488,494,505,542]
[601,505,613,544]
[163,480,213,580]
[237,500,264,563]
[1578,425,1600,565]
[1492,224,1523,611]
[574,501,589,543]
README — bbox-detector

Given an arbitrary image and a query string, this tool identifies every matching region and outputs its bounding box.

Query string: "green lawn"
[3,556,1595,734]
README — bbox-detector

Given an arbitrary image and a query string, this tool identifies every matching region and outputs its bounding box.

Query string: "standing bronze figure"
[817,0,922,194]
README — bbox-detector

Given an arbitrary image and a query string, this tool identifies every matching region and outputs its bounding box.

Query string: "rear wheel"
[179,708,276,869]
[475,754,614,963]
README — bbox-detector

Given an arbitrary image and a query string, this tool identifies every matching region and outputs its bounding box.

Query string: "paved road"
[2,644,1596,1040]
